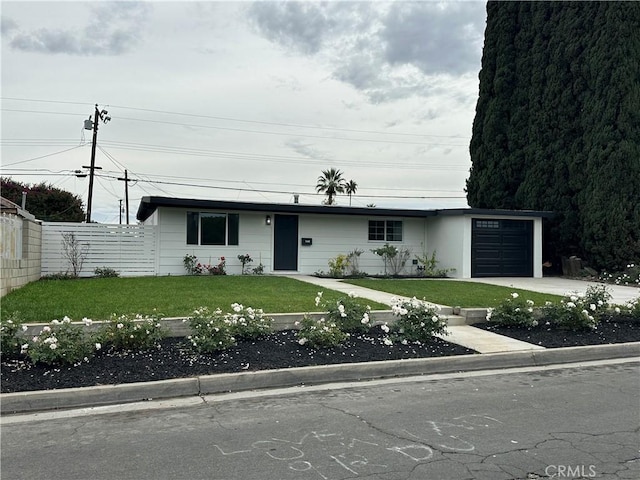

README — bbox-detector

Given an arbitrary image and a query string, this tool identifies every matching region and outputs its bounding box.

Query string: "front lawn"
[1,276,388,322]
[344,278,562,308]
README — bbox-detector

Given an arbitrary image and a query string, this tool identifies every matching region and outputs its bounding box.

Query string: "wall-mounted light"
[265,215,271,225]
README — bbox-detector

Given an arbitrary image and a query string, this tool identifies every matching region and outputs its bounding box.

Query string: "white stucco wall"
[424,216,467,278]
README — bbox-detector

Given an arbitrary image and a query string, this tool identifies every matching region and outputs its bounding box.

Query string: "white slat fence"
[41,222,157,277]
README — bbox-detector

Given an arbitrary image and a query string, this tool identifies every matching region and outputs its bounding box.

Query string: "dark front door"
[472,219,533,277]
[274,214,298,271]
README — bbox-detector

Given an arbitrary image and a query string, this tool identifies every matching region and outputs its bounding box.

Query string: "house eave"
[136,196,554,222]
[136,196,439,222]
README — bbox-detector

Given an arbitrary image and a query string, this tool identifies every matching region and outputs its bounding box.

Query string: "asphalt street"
[2,360,639,480]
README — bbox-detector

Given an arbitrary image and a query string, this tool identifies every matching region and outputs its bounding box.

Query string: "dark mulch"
[3,317,639,394]
[0,329,474,394]
[474,315,640,348]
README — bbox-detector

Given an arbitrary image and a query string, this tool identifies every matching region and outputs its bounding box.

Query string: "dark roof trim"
[434,208,555,218]
[136,196,553,222]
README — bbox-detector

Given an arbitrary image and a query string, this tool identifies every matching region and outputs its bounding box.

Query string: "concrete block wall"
[1,219,42,297]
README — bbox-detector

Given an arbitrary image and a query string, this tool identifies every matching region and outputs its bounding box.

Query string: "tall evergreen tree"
[467,1,640,271]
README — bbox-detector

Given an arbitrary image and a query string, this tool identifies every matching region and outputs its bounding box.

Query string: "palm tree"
[316,168,346,205]
[345,179,358,206]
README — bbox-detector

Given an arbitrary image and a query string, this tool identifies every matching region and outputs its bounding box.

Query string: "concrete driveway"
[457,277,639,305]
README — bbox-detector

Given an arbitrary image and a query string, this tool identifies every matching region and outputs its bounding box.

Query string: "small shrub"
[226,303,273,340]
[1,313,26,357]
[598,263,640,286]
[237,254,253,274]
[183,254,200,275]
[185,307,236,353]
[40,273,77,281]
[613,297,640,320]
[24,317,96,365]
[542,291,601,330]
[94,267,119,278]
[328,254,350,278]
[61,232,88,277]
[207,257,226,275]
[98,312,167,351]
[319,292,372,334]
[583,284,612,315]
[371,243,411,276]
[346,249,364,276]
[390,297,448,343]
[415,248,455,277]
[486,292,536,327]
[252,263,265,275]
[295,314,348,348]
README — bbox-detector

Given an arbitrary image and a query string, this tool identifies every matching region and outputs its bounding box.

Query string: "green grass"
[1,276,388,323]
[344,278,562,308]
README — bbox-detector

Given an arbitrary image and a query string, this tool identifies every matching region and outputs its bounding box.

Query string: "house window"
[368,220,403,242]
[475,220,499,229]
[187,212,239,246]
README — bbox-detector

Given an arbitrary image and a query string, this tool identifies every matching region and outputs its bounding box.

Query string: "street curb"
[2,342,638,415]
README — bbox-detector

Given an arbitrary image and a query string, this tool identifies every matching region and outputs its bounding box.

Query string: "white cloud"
[6,2,151,55]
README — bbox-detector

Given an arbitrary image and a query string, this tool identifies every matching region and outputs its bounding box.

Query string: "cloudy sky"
[1,0,487,223]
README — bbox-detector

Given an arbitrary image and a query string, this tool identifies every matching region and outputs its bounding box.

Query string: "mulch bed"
[0,329,473,393]
[474,315,640,348]
[3,317,638,394]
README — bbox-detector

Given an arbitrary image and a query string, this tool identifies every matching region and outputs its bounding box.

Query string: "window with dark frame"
[368,219,403,242]
[186,212,239,246]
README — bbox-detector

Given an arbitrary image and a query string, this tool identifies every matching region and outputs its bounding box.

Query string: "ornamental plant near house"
[207,257,226,275]
[327,254,350,277]
[185,307,236,353]
[486,292,537,327]
[615,297,640,319]
[371,243,411,276]
[226,303,273,340]
[318,291,372,334]
[390,297,448,343]
[1,313,26,356]
[183,254,200,275]
[23,317,96,366]
[542,290,602,330]
[94,267,119,278]
[237,254,253,274]
[97,312,167,351]
[295,314,348,348]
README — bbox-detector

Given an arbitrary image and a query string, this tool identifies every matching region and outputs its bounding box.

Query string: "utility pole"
[117,169,133,224]
[119,199,123,225]
[83,104,110,223]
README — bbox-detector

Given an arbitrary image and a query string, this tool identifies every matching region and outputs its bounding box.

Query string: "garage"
[472,218,533,277]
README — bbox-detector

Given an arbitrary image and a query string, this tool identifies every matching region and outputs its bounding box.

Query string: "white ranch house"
[136,196,551,278]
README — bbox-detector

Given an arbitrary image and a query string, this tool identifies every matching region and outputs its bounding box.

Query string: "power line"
[114,115,468,147]
[1,145,87,167]
[1,96,465,139]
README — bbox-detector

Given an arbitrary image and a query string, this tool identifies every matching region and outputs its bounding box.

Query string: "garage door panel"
[472,219,533,277]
